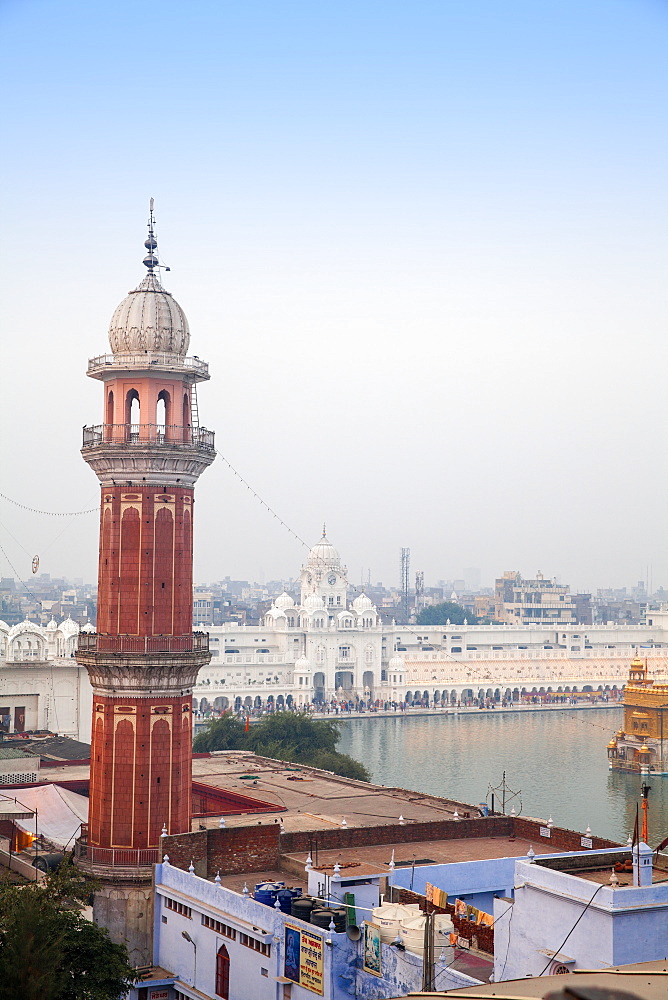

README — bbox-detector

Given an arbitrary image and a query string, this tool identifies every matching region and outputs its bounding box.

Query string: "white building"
[0,617,92,741]
[193,533,668,714]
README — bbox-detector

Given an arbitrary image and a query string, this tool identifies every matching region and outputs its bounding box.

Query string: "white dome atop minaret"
[108,203,190,356]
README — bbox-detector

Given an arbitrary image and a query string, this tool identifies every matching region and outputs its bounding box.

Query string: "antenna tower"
[400,547,410,620]
[415,570,424,614]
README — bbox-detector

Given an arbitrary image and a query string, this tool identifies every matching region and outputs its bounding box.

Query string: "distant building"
[0,617,92,740]
[494,570,580,624]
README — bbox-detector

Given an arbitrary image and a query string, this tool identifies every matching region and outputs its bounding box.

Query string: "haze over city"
[1,0,666,593]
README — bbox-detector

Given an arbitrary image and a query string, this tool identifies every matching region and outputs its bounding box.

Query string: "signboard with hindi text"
[284,924,324,995]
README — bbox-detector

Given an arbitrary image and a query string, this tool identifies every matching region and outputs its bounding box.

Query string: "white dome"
[108,272,190,355]
[58,616,79,635]
[389,654,405,671]
[266,607,287,620]
[46,618,58,631]
[80,622,96,633]
[306,530,341,570]
[294,655,311,672]
[274,592,294,610]
[9,619,45,639]
[352,593,374,612]
[303,593,324,611]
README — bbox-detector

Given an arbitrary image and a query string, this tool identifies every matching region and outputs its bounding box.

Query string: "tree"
[192,711,246,752]
[0,861,134,1000]
[415,602,477,625]
[193,711,370,781]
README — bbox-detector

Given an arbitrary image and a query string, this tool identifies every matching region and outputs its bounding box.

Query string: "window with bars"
[201,914,236,939]
[164,897,191,918]
[239,931,271,956]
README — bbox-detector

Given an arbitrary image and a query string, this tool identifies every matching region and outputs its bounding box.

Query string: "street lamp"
[182,930,197,986]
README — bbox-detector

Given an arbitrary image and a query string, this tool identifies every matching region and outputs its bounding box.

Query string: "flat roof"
[190,751,474,830]
[283,835,546,874]
[438,959,668,999]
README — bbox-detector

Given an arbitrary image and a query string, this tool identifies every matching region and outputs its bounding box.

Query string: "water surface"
[337,709,668,844]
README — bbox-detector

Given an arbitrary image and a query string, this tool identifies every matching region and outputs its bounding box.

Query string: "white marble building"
[193,533,668,714]
[4,533,668,737]
[0,617,93,740]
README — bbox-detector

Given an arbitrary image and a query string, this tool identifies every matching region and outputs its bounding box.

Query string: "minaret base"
[93,878,155,967]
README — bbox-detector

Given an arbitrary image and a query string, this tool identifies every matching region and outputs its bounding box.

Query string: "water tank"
[310,907,346,932]
[371,903,422,944]
[277,888,301,914]
[253,881,284,907]
[291,895,316,920]
[400,913,455,956]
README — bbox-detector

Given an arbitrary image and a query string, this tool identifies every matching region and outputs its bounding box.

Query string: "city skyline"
[1,0,666,593]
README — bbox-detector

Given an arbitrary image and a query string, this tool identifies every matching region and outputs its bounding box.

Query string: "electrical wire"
[0,492,98,516]
[431,902,515,989]
[0,537,41,605]
[536,882,605,976]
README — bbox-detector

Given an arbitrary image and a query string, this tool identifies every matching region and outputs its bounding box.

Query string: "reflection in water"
[337,709,668,844]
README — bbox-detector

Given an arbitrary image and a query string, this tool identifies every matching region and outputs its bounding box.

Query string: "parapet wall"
[164,823,282,878]
[280,815,618,855]
[164,814,618,879]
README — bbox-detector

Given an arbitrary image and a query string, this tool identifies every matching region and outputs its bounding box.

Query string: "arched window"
[183,392,190,428]
[215,944,230,999]
[106,390,114,426]
[125,389,140,431]
[157,389,171,429]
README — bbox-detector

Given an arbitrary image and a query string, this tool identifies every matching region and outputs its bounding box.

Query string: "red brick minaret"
[75,205,214,960]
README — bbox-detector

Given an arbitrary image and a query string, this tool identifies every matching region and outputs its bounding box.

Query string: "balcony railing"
[82,423,215,452]
[77,632,209,654]
[74,831,160,876]
[87,352,209,377]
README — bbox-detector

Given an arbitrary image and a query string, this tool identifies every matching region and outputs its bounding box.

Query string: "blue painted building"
[129,859,481,1000]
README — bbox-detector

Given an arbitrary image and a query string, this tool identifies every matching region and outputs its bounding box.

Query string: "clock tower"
[300,527,348,615]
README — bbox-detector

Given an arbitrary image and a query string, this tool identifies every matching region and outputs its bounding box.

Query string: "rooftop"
[438,959,668,999]
[189,751,473,831]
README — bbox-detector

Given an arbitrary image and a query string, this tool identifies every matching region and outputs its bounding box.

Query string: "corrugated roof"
[23,737,91,761]
[0,747,33,760]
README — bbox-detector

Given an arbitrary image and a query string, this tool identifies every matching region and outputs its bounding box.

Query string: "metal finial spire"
[322,522,327,538]
[143,197,159,272]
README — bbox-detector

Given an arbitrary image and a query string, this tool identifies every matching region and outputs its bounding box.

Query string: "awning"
[5,785,88,850]
[0,797,36,821]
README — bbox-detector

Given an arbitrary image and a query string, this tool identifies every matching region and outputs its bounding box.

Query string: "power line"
[0,492,98,517]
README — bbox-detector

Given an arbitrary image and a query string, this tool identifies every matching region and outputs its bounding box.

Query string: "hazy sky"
[1,0,666,595]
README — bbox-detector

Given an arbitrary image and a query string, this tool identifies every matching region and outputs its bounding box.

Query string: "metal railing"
[87,352,209,377]
[82,423,215,451]
[74,833,160,874]
[77,632,209,654]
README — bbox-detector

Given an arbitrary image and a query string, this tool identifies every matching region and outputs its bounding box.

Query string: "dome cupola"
[107,203,190,356]
[306,526,341,570]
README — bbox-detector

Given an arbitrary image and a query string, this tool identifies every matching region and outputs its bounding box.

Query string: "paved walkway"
[312,702,622,721]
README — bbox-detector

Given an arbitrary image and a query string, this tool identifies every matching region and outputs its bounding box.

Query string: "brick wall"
[164,815,619,879]
[280,816,507,855]
[163,823,281,878]
[280,815,618,856]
